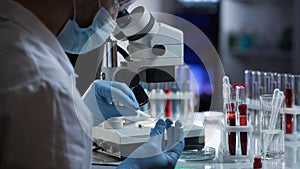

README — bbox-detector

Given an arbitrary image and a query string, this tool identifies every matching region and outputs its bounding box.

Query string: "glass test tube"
[277,73,282,91]
[251,71,258,102]
[263,72,271,94]
[256,71,263,97]
[295,75,300,106]
[245,70,252,100]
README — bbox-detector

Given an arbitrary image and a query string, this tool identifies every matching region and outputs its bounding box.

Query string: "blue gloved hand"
[117,119,185,169]
[82,80,139,126]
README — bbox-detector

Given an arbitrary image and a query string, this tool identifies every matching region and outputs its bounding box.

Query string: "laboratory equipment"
[220,76,253,162]
[261,130,285,159]
[227,103,236,156]
[219,120,253,163]
[180,146,215,161]
[253,157,262,169]
[92,5,203,162]
[93,122,204,159]
[245,70,300,140]
[259,94,283,132]
[239,104,248,155]
[99,6,184,107]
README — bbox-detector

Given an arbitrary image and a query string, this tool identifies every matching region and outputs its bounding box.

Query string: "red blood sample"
[239,104,248,155]
[165,89,171,118]
[227,110,236,155]
[285,86,293,134]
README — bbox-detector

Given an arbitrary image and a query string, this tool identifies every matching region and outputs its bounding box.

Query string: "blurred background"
[129,0,300,112]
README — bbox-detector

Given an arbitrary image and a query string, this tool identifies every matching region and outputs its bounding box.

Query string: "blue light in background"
[188,64,212,95]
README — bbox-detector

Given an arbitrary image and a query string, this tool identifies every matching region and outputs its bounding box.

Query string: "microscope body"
[100,6,184,85]
[93,6,205,159]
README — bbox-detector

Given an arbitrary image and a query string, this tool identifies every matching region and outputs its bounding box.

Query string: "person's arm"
[82,80,139,126]
[0,80,92,169]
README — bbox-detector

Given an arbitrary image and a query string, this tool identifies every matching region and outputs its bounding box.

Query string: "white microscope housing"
[93,6,205,160]
[100,6,184,84]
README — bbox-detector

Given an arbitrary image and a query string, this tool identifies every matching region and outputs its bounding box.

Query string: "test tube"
[271,72,278,92]
[290,74,295,103]
[181,65,190,92]
[140,82,149,113]
[296,75,300,133]
[245,70,252,100]
[282,73,289,91]
[251,71,257,101]
[263,72,271,94]
[277,73,282,91]
[295,75,300,106]
[171,81,181,120]
[149,83,157,117]
[257,71,263,98]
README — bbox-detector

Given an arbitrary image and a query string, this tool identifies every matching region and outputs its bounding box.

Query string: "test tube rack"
[247,100,300,141]
[218,122,254,163]
[147,91,195,119]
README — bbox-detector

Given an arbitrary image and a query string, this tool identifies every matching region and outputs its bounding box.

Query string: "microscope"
[93,6,204,160]
[97,6,184,106]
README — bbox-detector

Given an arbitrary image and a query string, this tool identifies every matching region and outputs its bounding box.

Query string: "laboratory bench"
[91,113,300,169]
[91,143,300,169]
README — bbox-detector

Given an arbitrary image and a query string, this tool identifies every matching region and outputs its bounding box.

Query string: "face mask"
[57,7,117,54]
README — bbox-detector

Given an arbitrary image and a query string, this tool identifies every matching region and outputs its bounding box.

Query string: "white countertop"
[92,113,300,169]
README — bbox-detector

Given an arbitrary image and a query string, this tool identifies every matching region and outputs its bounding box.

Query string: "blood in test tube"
[286,84,293,108]
[239,104,248,155]
[227,103,236,155]
[285,84,293,134]
[165,89,172,118]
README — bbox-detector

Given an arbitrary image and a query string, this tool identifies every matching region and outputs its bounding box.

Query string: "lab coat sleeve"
[0,80,92,169]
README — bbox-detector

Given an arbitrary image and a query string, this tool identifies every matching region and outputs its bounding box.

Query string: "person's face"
[75,0,99,28]
[75,0,118,28]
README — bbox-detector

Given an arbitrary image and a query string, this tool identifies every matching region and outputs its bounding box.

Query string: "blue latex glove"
[82,80,139,126]
[117,119,185,169]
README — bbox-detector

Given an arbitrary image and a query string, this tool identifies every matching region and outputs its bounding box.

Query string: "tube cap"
[238,104,247,115]
[253,157,262,168]
[226,103,235,111]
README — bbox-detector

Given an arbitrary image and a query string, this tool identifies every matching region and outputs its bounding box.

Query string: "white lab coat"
[0,0,93,168]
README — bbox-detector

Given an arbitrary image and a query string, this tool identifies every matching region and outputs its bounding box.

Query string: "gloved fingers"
[150,119,166,137]
[164,139,185,166]
[112,82,134,99]
[111,82,139,109]
[166,119,174,150]
[174,120,184,142]
[109,86,139,110]
[114,105,137,116]
[94,80,139,109]
[165,118,173,129]
[94,100,137,122]
[127,133,164,158]
[166,120,184,151]
[165,121,185,159]
[126,119,166,159]
[94,80,113,99]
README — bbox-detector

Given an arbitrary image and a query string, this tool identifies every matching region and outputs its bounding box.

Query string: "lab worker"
[0,0,184,169]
